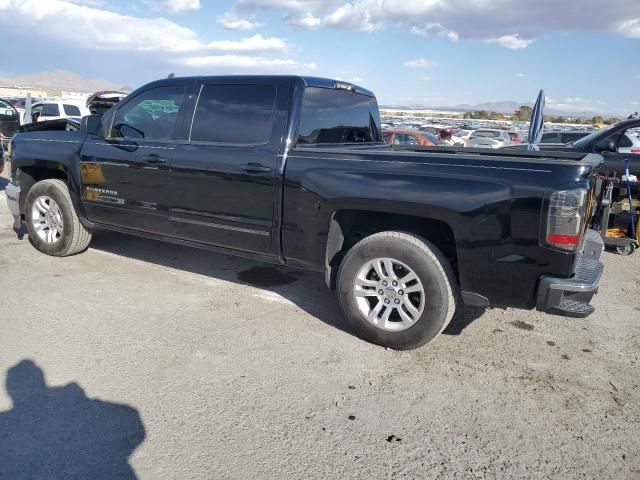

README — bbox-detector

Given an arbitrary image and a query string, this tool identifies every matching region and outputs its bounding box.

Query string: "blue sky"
[1,0,639,115]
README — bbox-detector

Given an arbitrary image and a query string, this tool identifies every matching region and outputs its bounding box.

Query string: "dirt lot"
[1,171,639,479]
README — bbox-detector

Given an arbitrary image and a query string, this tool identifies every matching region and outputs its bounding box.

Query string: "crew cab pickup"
[5,76,605,349]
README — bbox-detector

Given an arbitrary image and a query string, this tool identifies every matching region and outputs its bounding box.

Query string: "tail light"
[630,149,640,153]
[546,189,587,251]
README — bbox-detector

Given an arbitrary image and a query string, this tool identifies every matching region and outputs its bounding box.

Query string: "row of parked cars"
[382,120,640,156]
[382,125,521,148]
[0,91,128,157]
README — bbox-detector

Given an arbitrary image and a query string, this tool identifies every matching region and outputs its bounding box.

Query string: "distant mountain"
[435,101,526,114]
[0,69,131,93]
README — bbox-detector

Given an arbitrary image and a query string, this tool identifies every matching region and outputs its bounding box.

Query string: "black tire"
[616,243,635,256]
[25,179,92,256]
[337,231,458,350]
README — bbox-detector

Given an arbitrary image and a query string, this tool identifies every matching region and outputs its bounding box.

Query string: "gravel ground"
[1,169,639,479]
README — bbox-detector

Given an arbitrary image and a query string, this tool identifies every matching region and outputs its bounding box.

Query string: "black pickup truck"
[5,75,605,349]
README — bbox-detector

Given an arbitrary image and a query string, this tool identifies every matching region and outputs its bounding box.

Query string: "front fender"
[11,130,90,223]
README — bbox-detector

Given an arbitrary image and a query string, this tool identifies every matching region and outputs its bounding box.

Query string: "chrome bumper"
[536,230,604,318]
[5,182,21,218]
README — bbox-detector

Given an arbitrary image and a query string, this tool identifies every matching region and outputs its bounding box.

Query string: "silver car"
[467,129,514,149]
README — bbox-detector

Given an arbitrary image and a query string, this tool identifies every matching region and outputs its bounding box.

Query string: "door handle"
[241,163,271,174]
[142,154,168,164]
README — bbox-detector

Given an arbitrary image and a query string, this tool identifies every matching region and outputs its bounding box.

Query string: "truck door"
[79,83,189,235]
[168,80,289,255]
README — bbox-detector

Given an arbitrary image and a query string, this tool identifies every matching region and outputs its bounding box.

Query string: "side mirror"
[80,115,102,136]
[595,138,615,153]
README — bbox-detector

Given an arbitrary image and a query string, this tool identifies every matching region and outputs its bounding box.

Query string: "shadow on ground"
[0,360,145,479]
[89,230,486,338]
[90,229,353,335]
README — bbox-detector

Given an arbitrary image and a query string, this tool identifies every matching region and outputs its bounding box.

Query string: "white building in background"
[0,85,48,98]
[61,91,92,101]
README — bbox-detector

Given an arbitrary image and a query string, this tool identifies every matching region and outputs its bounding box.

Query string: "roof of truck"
[146,75,376,98]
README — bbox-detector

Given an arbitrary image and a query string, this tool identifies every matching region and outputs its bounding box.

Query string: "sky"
[0,0,639,115]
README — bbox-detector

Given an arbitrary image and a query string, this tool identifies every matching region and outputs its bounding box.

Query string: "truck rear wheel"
[337,231,458,350]
[25,179,92,257]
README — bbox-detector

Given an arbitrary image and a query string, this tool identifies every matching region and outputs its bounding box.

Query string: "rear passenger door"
[168,79,289,255]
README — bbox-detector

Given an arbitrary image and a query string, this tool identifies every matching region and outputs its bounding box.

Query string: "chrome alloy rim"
[353,257,425,332]
[31,196,64,244]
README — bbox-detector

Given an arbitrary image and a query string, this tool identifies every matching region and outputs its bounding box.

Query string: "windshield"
[572,125,615,147]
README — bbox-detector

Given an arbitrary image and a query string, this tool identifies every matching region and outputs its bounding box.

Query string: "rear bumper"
[536,230,604,318]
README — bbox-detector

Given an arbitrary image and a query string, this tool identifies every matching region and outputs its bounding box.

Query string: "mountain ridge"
[0,69,132,93]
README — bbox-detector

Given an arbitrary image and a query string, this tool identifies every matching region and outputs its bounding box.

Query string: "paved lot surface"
[1,170,639,479]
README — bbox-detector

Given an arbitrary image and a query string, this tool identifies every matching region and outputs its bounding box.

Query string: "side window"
[394,134,418,145]
[541,133,558,143]
[41,103,60,117]
[618,134,633,148]
[111,85,185,141]
[63,104,82,116]
[190,84,276,145]
[31,104,43,121]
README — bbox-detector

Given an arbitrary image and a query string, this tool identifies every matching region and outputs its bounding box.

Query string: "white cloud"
[618,18,640,37]
[0,0,314,73]
[218,12,263,30]
[283,12,322,29]
[487,34,533,49]
[410,23,458,41]
[231,0,640,48]
[161,0,201,13]
[516,73,525,78]
[404,58,436,69]
[422,76,431,81]
[179,55,317,73]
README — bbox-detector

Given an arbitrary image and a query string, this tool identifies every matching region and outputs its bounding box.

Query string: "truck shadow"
[90,230,354,335]
[0,359,145,479]
[89,230,486,338]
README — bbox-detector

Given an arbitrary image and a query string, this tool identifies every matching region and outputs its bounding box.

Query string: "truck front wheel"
[25,179,92,257]
[337,231,458,350]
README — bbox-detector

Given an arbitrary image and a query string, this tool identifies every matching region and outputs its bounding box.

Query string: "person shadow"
[0,360,145,479]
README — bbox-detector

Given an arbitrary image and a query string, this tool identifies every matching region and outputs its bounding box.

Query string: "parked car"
[506,118,640,176]
[420,125,455,136]
[383,129,435,146]
[540,130,590,144]
[24,100,91,124]
[507,131,522,144]
[6,75,604,350]
[455,129,474,144]
[86,91,128,115]
[467,129,515,148]
[0,99,20,157]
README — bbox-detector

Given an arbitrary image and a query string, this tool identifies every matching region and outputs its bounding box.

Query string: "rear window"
[63,104,81,116]
[298,87,381,145]
[41,103,60,117]
[472,130,500,139]
[190,84,276,145]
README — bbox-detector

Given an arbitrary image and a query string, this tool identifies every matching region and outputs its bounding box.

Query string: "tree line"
[463,105,621,125]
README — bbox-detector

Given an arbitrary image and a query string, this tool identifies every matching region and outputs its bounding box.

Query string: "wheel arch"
[15,162,90,226]
[324,209,459,290]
